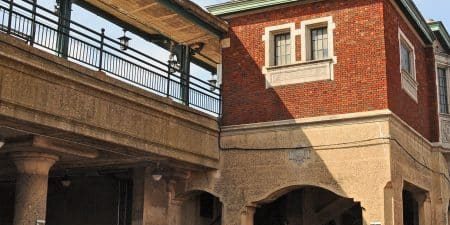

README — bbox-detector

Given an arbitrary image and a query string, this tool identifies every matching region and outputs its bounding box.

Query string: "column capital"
[10,152,59,175]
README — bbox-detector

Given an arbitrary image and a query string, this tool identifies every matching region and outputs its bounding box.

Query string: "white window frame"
[300,16,336,62]
[437,66,450,115]
[262,17,337,88]
[263,23,298,68]
[398,28,418,102]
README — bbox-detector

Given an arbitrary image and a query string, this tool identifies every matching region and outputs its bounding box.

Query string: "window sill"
[401,71,418,102]
[440,114,450,144]
[440,113,450,118]
[264,59,334,88]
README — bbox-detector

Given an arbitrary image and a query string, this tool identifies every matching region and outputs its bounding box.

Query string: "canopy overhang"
[77,0,228,71]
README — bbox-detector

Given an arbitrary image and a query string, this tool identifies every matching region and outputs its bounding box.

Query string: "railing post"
[98,28,105,71]
[7,0,13,34]
[180,45,190,106]
[166,65,171,97]
[56,0,72,58]
[219,92,222,117]
[29,0,37,46]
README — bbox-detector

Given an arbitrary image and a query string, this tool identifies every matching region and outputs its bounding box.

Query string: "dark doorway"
[46,172,133,225]
[181,192,222,225]
[402,190,420,225]
[0,181,15,225]
[254,187,362,225]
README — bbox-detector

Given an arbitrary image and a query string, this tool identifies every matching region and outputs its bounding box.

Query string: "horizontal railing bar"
[0,0,221,115]
[2,0,222,92]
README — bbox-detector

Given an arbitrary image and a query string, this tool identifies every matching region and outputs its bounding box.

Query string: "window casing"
[262,17,336,88]
[398,29,418,102]
[311,27,328,60]
[274,33,291,66]
[439,68,449,114]
[401,41,413,77]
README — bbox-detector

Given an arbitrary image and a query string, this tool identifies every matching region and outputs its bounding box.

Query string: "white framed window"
[311,27,329,60]
[274,32,292,66]
[300,16,335,62]
[262,17,336,88]
[401,40,415,79]
[438,67,449,114]
[398,29,418,102]
[263,23,297,68]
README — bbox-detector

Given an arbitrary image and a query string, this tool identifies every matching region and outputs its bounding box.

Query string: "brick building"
[200,1,450,225]
[0,0,450,225]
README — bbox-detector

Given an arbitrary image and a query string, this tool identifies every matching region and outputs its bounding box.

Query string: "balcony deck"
[0,0,223,172]
[0,0,222,115]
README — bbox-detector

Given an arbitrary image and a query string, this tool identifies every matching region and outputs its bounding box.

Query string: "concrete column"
[131,167,169,225]
[10,152,58,225]
[167,198,183,225]
[418,194,431,225]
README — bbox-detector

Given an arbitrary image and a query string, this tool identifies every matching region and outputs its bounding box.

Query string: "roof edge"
[207,0,298,16]
[207,0,434,45]
[428,21,450,52]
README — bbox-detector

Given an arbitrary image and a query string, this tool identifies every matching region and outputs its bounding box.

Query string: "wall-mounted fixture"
[189,42,204,55]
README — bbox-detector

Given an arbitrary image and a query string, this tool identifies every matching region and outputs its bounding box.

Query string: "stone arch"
[247,185,363,225]
[251,182,349,205]
[174,189,223,225]
[175,188,222,203]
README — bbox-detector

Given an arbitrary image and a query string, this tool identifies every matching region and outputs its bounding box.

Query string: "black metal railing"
[0,0,221,115]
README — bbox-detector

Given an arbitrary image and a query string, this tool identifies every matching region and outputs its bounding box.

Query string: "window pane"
[439,68,449,114]
[274,33,291,66]
[311,27,328,60]
[401,42,411,74]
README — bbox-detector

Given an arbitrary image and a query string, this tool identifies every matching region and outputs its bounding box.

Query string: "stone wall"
[186,111,394,225]
[0,33,220,168]
[183,110,449,225]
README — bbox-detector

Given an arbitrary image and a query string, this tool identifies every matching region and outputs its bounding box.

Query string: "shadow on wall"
[182,112,393,225]
[221,0,389,126]
[196,1,393,224]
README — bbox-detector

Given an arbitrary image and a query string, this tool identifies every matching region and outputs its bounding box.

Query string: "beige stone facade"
[180,110,450,225]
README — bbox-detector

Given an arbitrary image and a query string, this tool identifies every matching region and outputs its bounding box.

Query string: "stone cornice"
[429,21,450,52]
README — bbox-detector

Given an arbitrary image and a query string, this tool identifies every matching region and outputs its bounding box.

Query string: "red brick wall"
[221,0,388,125]
[383,0,439,141]
[220,0,439,141]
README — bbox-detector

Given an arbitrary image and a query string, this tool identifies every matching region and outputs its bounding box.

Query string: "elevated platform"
[0,33,220,174]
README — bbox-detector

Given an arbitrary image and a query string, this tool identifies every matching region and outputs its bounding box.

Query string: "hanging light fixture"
[208,74,218,91]
[118,29,131,51]
[168,53,180,74]
[152,162,163,181]
[54,0,61,15]
[61,174,71,187]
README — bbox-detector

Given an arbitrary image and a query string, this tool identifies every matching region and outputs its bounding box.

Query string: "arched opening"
[180,191,222,225]
[254,186,362,225]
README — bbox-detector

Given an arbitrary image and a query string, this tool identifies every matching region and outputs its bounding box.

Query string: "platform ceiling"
[79,0,228,70]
